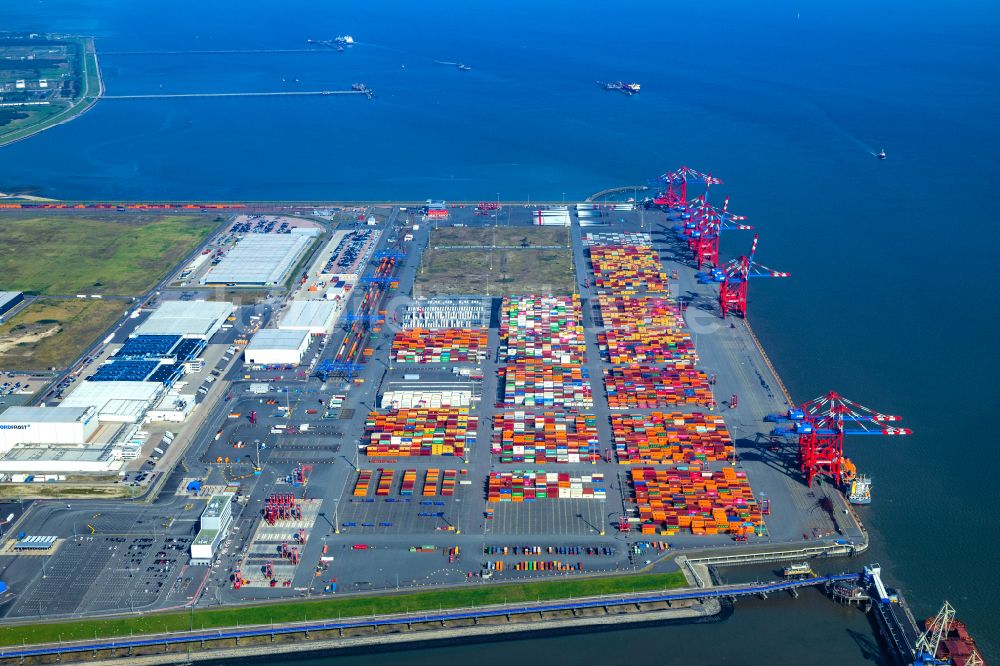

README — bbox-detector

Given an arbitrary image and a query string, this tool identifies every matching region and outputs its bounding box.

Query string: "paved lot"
[0,203,867,621]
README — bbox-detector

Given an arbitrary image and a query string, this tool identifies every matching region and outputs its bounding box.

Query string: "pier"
[585,185,648,202]
[100,49,340,56]
[96,90,366,101]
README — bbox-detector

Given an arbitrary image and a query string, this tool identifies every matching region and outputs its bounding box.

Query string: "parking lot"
[489,499,609,537]
[336,490,466,535]
[0,372,50,406]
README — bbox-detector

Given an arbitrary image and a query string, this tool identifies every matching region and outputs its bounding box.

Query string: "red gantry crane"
[652,167,722,208]
[718,234,789,319]
[767,391,911,487]
[686,197,753,269]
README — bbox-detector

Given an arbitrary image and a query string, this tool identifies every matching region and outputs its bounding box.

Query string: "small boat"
[334,35,354,46]
[877,148,886,160]
[782,563,815,579]
[457,63,471,71]
[848,474,872,505]
[598,81,641,96]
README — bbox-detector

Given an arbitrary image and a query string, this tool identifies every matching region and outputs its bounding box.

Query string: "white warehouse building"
[59,380,164,424]
[201,229,319,287]
[279,300,341,336]
[0,406,99,453]
[244,328,310,366]
[135,300,234,339]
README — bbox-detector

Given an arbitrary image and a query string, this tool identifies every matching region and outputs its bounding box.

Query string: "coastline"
[39,601,727,666]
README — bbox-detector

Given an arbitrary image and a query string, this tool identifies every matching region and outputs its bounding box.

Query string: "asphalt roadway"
[0,202,866,623]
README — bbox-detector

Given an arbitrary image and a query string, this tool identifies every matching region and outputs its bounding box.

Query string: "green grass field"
[0,214,215,296]
[416,227,575,297]
[0,571,687,647]
[0,298,125,370]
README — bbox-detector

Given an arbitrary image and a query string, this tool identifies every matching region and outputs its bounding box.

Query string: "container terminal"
[0,178,985,665]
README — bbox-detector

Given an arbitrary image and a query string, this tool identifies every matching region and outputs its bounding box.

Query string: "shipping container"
[364,408,476,458]
[587,244,669,294]
[630,466,760,537]
[391,328,488,364]
[487,471,606,503]
[492,411,600,464]
[612,412,734,465]
[604,366,713,409]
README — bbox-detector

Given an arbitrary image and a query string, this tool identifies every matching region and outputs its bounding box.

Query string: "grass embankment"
[0,215,214,296]
[0,298,124,370]
[0,572,688,647]
[416,227,574,297]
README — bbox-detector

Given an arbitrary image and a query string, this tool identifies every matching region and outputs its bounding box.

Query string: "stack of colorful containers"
[630,466,760,537]
[492,411,600,463]
[487,471,606,502]
[353,470,374,497]
[596,295,681,329]
[400,469,417,496]
[604,366,713,409]
[375,469,395,496]
[598,327,697,365]
[441,469,457,496]
[365,408,476,457]
[422,469,440,496]
[391,328,488,364]
[588,245,669,294]
[502,361,592,407]
[611,412,733,464]
[498,295,592,407]
[596,295,696,364]
[499,295,586,363]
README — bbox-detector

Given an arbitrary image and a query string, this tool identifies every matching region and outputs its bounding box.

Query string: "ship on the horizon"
[307,36,354,51]
[599,81,641,96]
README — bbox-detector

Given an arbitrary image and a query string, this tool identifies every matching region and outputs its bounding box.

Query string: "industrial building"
[134,300,234,339]
[201,229,320,286]
[59,381,163,424]
[244,328,310,366]
[0,444,121,474]
[190,493,235,563]
[113,334,206,363]
[0,291,24,319]
[145,391,195,423]
[279,300,343,335]
[0,406,98,451]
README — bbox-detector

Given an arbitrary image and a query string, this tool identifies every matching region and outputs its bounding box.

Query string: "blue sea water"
[2,1,999,662]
